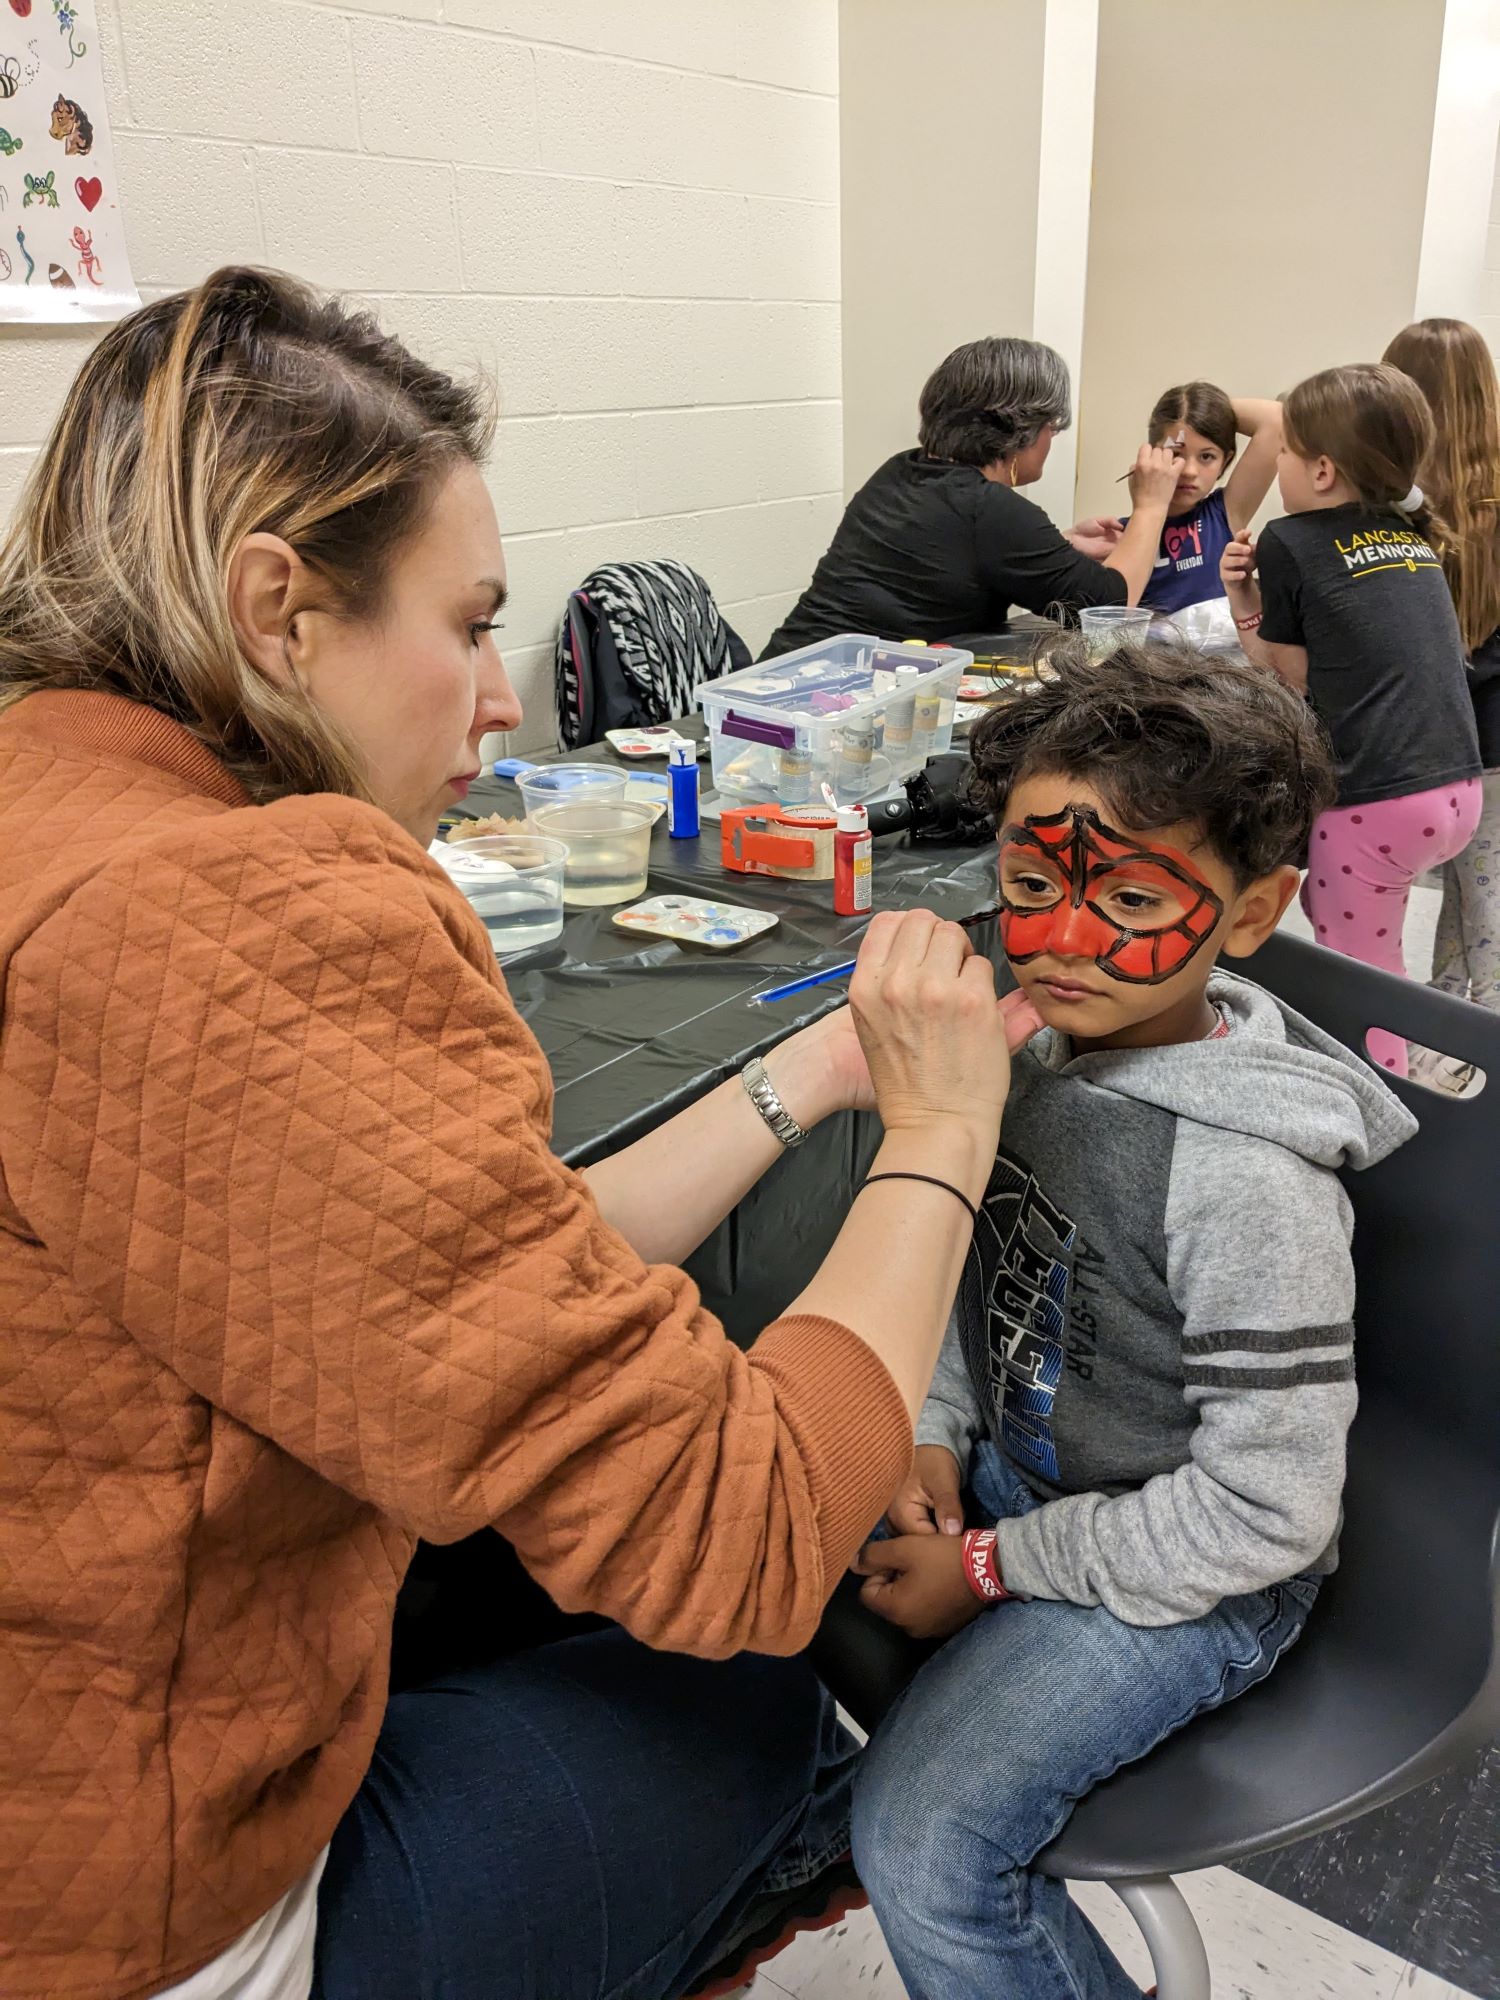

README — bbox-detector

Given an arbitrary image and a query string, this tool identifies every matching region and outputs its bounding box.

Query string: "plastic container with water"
[697,635,971,810]
[516,763,628,822]
[529,797,657,907]
[439,835,568,955]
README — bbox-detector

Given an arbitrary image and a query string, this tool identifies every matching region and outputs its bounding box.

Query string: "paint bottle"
[666,738,700,838]
[777,737,814,805]
[911,672,943,765]
[885,664,920,769]
[834,712,877,802]
[833,804,873,917]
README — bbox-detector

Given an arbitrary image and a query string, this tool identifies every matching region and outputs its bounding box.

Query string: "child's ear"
[1220,865,1300,959]
[1311,454,1340,494]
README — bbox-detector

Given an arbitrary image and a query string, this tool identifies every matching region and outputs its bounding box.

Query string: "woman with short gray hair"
[762,336,1178,657]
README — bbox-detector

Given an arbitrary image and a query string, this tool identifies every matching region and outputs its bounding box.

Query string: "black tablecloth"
[456,722,1004,1339]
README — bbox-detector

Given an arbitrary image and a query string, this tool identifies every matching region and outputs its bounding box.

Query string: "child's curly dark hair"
[967,637,1337,885]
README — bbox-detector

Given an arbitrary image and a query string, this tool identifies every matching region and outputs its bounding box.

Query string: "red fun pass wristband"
[962,1528,1011,1604]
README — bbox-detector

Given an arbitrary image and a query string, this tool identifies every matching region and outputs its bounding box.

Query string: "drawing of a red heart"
[75,177,102,212]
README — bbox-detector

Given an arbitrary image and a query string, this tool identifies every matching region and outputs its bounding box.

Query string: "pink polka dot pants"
[1302,777,1483,1074]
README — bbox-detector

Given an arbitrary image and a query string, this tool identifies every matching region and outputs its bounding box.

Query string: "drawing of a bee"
[0,54,22,99]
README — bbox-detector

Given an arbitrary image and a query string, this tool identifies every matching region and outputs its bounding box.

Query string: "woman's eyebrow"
[478,576,509,613]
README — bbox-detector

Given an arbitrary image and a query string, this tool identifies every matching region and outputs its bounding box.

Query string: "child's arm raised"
[1223,397,1283,535]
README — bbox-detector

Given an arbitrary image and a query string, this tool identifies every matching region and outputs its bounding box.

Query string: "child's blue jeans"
[852,1441,1320,2000]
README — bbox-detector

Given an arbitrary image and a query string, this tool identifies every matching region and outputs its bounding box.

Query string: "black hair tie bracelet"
[861,1172,980,1230]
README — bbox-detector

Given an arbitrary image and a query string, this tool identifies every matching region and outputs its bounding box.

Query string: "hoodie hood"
[1031,968,1417,1172]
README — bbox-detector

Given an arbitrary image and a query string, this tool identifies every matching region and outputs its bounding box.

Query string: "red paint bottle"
[833,804,872,917]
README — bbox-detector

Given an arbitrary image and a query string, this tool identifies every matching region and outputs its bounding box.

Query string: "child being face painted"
[972,636,1336,1053]
[852,636,1413,2000]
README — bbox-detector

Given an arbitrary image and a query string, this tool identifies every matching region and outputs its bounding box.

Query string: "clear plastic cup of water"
[529,798,657,907]
[516,763,627,823]
[441,835,568,956]
[1079,605,1153,657]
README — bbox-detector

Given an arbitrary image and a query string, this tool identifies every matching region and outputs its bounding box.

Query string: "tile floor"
[748,1867,1487,2000]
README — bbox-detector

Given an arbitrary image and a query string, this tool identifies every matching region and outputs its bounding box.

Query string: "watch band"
[741,1056,808,1150]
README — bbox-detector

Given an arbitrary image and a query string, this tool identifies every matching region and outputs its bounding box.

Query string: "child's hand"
[1066,514,1126,559]
[1221,528,1259,596]
[886,1444,965,1536]
[852,1531,983,1640]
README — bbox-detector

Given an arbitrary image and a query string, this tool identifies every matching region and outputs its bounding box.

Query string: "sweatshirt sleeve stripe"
[1182,1322,1354,1358]
[1184,1356,1355,1390]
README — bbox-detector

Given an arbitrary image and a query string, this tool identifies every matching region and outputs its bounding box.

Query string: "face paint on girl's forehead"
[998,802,1225,985]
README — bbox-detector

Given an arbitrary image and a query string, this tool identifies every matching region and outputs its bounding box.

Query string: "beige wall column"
[1074,0,1447,518]
[838,0,1050,495]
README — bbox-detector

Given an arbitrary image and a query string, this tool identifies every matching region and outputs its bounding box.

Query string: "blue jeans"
[852,1443,1320,2000]
[312,1629,857,2000]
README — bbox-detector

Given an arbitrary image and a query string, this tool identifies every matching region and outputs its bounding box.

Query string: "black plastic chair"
[811,932,1500,1997]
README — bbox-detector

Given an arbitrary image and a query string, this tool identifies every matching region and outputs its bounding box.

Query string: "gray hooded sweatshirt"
[916,969,1417,1627]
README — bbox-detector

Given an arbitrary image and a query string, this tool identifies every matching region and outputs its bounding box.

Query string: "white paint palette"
[612,895,779,950]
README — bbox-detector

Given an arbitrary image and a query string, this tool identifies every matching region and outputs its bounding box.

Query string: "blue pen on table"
[748,906,1001,1007]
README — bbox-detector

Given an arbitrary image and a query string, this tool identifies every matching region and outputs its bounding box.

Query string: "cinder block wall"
[0,0,843,753]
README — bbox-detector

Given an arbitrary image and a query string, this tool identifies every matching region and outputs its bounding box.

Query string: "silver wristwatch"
[741,1056,808,1149]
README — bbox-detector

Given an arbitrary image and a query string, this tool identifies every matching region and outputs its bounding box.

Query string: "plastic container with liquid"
[529,797,657,907]
[438,834,568,956]
[515,762,628,823]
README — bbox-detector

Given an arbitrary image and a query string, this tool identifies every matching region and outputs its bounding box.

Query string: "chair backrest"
[1246,932,1500,1459]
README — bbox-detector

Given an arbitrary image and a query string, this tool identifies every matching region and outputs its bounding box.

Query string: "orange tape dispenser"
[720,803,838,882]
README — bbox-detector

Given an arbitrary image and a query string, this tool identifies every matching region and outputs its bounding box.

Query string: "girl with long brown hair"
[1382,317,1500,1017]
[1220,362,1482,1074]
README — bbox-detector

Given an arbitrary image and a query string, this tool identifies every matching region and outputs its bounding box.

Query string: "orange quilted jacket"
[0,691,912,2000]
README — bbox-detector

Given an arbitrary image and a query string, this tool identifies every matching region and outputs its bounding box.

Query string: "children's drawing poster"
[0,0,138,323]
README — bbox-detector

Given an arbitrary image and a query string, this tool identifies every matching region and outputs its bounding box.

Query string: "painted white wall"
[1076,0,1447,519]
[1415,0,1500,325]
[1026,0,1098,529]
[0,0,843,753]
[837,0,1047,495]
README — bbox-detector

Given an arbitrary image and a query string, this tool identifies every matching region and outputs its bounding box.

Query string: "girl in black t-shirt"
[1220,363,1482,1075]
[1383,319,1500,1025]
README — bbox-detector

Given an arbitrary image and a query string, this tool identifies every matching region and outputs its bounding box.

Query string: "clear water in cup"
[558,840,650,906]
[475,882,566,952]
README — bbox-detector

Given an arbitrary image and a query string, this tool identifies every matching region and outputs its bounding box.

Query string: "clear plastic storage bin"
[698,636,972,809]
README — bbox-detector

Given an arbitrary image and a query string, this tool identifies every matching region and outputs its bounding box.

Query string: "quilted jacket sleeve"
[0,797,911,1659]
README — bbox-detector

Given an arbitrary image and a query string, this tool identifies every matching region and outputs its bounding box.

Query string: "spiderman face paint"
[998,804,1224,985]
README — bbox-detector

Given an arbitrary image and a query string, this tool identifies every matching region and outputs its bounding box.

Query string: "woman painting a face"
[761,334,1183,660]
[0,267,1040,2000]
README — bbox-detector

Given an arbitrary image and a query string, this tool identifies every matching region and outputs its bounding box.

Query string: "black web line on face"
[998,804,1224,985]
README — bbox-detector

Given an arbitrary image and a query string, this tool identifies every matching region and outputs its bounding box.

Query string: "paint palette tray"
[605,726,704,759]
[612,895,779,951]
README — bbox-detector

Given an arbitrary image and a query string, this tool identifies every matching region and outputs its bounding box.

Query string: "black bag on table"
[555,559,749,750]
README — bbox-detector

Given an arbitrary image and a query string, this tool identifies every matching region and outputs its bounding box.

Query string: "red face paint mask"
[998,804,1224,984]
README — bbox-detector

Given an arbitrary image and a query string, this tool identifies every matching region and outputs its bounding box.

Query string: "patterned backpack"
[554,559,749,750]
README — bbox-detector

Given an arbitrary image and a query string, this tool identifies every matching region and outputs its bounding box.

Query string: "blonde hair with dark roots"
[1383,317,1500,654]
[0,266,494,803]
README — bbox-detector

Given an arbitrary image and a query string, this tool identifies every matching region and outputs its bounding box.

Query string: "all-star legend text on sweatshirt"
[917,971,1416,1626]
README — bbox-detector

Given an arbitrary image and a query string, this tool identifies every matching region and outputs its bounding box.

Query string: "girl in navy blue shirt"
[1130,382,1282,615]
